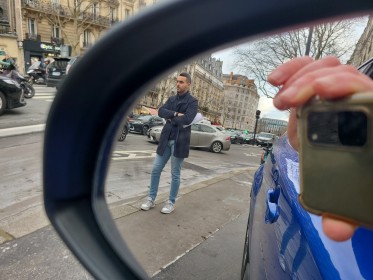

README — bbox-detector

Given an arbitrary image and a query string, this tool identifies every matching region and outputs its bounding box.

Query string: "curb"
[0,124,45,138]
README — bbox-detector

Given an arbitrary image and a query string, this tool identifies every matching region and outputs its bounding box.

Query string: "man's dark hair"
[179,72,192,84]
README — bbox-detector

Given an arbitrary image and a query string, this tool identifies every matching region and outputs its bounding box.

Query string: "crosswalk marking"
[33,86,56,102]
[112,150,156,160]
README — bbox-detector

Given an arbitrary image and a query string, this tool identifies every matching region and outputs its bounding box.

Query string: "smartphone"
[298,92,373,227]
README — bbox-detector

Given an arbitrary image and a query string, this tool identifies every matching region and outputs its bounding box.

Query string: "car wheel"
[241,213,251,280]
[210,141,222,153]
[118,125,128,142]
[142,126,149,135]
[23,83,35,98]
[0,92,6,116]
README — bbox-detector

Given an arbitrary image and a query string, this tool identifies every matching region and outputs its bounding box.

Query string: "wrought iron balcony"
[25,33,41,41]
[51,37,64,45]
[22,0,113,27]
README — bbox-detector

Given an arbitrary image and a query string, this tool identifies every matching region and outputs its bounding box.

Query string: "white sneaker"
[161,200,175,214]
[141,197,155,211]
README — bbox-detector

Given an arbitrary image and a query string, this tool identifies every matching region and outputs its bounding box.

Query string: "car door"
[152,116,164,127]
[198,124,216,147]
[190,123,200,146]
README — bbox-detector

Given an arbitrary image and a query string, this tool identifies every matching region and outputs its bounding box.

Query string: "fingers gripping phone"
[298,92,373,227]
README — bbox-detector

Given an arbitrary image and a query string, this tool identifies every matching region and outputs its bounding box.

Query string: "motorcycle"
[26,61,46,85]
[0,66,35,99]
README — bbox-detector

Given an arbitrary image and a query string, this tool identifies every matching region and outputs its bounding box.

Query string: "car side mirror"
[43,0,373,279]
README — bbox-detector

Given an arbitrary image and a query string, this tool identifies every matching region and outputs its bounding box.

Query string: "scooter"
[260,143,273,164]
[26,61,46,85]
[0,67,35,98]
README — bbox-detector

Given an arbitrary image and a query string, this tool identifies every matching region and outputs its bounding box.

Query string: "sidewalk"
[109,168,254,277]
[0,168,255,279]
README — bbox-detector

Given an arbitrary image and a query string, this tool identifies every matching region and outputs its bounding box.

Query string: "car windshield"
[138,115,152,121]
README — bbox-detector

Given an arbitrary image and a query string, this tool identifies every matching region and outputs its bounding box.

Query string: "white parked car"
[147,123,231,153]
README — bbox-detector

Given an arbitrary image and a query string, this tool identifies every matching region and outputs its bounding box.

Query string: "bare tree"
[47,0,117,55]
[233,19,364,98]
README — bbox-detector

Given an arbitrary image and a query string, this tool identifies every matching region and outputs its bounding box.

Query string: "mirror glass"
[0,1,370,278]
[102,11,369,278]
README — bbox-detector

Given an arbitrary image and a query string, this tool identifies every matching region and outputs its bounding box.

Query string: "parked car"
[129,115,164,135]
[237,133,254,144]
[241,57,373,279]
[117,118,130,142]
[226,130,241,144]
[0,75,26,116]
[46,57,70,89]
[256,132,276,146]
[148,122,231,153]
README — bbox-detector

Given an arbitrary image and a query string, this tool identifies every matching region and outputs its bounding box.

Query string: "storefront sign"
[40,43,61,52]
[23,40,61,54]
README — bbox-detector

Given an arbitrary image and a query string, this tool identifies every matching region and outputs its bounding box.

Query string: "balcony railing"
[22,0,114,27]
[51,37,64,45]
[25,33,41,41]
[0,24,16,35]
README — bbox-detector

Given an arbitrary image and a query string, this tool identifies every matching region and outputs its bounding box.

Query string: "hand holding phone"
[298,92,373,227]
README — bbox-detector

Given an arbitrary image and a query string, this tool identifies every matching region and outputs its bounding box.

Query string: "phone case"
[298,92,373,227]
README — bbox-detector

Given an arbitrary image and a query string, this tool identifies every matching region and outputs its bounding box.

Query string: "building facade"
[0,0,21,68]
[349,15,373,67]
[0,0,137,73]
[257,117,288,136]
[221,73,260,131]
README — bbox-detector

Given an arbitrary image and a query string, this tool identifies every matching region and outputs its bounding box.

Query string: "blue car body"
[244,133,373,279]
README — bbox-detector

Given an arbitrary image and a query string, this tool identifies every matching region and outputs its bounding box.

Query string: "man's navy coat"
[157,92,198,158]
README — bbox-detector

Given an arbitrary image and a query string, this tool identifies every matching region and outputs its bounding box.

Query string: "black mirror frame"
[43,0,373,279]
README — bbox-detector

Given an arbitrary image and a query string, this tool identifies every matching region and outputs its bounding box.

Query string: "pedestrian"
[1,54,16,74]
[141,72,198,214]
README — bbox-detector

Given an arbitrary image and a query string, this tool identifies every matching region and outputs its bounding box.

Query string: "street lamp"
[253,110,261,144]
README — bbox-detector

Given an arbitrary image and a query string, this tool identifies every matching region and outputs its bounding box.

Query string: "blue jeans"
[149,140,184,204]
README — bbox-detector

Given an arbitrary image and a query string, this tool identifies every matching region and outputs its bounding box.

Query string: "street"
[0,85,262,279]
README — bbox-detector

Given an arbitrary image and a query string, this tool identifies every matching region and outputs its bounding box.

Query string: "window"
[110,8,117,22]
[125,9,131,18]
[51,0,59,9]
[83,30,93,47]
[92,3,99,19]
[28,18,37,36]
[25,0,35,6]
[53,25,60,38]
[200,125,215,133]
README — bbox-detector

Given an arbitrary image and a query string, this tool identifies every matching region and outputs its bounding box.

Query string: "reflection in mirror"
[102,14,372,277]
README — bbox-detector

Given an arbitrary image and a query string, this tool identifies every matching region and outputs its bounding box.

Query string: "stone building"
[257,117,288,136]
[0,0,137,73]
[349,15,373,67]
[188,55,224,123]
[221,73,260,131]
[0,0,20,67]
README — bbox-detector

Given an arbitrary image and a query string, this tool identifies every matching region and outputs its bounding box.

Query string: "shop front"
[22,40,71,72]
